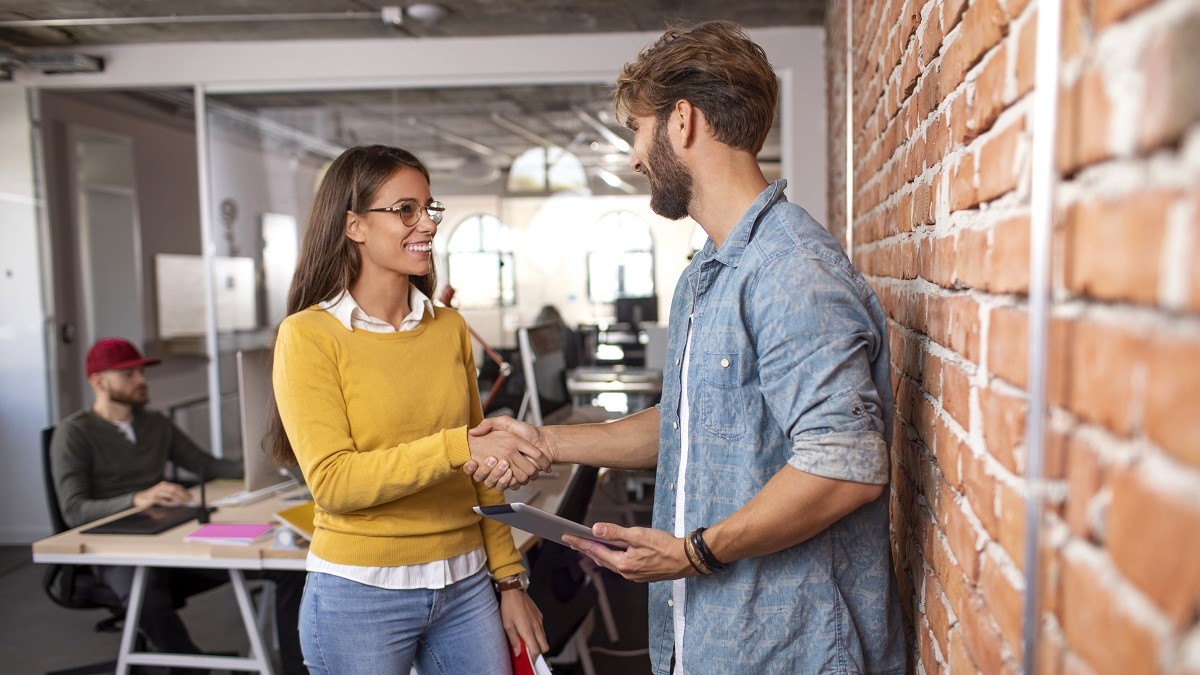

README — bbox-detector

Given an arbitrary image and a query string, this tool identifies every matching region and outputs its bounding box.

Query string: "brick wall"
[825,0,1200,672]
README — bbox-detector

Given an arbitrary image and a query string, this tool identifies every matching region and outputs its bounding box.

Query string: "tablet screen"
[474,503,626,550]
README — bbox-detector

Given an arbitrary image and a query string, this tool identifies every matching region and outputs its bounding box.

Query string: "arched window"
[507,146,588,193]
[445,214,515,308]
[586,211,654,303]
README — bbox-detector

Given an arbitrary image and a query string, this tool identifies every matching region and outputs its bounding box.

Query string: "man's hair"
[614,20,779,154]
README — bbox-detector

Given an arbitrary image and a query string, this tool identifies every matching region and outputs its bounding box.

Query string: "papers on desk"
[186,522,275,545]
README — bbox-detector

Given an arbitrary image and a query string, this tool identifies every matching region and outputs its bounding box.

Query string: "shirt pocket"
[699,352,746,440]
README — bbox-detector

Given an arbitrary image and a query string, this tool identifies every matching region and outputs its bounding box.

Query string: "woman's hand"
[499,587,549,657]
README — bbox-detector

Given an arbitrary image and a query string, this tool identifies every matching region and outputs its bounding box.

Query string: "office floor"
[0,471,654,675]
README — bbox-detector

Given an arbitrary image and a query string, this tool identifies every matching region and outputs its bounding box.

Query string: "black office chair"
[39,425,131,675]
[527,465,617,675]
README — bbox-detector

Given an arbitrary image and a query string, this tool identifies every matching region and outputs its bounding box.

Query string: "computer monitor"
[235,349,292,493]
[614,296,658,327]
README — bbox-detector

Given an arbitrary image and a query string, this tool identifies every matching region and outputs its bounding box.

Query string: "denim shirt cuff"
[788,431,889,484]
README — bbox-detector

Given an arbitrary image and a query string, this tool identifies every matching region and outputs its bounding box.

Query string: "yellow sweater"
[272,306,522,579]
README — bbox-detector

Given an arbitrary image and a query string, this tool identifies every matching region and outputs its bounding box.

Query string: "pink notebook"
[186,522,275,545]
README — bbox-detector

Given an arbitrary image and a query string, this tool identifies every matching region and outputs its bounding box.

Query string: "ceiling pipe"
[573,107,632,154]
[406,117,510,161]
[490,113,564,150]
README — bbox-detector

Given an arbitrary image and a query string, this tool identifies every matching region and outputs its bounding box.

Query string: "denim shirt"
[650,181,906,674]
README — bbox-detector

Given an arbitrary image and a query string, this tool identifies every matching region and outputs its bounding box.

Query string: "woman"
[267,144,549,674]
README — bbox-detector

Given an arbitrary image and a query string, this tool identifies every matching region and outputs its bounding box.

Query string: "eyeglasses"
[365,200,446,227]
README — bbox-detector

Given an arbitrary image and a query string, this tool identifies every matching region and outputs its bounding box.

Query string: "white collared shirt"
[307,284,487,589]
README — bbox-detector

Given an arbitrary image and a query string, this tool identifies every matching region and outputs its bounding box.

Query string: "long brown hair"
[264,144,438,466]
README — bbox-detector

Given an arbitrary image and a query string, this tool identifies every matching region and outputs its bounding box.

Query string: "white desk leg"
[115,565,148,675]
[230,569,276,675]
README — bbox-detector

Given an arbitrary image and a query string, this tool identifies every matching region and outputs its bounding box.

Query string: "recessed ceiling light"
[407,3,448,23]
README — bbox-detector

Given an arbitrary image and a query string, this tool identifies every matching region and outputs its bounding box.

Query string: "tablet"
[474,503,626,550]
[81,505,198,535]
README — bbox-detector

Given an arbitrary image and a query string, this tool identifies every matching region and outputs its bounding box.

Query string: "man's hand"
[499,587,549,657]
[562,522,698,583]
[133,481,193,508]
[465,416,554,489]
[465,423,549,490]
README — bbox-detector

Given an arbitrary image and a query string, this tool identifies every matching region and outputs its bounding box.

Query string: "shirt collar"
[318,284,436,333]
[704,179,788,268]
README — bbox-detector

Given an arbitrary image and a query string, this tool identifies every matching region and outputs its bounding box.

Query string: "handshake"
[464,416,553,490]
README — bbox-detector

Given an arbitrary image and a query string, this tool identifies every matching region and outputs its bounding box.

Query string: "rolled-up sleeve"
[753,254,890,485]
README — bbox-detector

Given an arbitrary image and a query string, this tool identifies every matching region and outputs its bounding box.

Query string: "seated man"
[50,337,305,674]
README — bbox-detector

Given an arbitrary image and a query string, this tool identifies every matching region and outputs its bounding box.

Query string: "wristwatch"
[494,572,530,592]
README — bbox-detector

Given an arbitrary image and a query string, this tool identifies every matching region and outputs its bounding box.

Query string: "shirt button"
[720,358,730,368]
[673,421,679,430]
[675,358,681,366]
[670,482,676,491]
[667,599,674,607]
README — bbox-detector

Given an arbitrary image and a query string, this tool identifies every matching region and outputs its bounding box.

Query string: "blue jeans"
[299,567,511,675]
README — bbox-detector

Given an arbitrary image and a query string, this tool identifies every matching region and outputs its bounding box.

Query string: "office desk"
[567,366,663,414]
[33,470,577,672]
[33,480,306,674]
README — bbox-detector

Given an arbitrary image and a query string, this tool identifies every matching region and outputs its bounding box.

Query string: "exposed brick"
[1064,433,1107,541]
[1144,335,1200,468]
[1060,548,1160,675]
[959,591,1007,675]
[941,0,1010,95]
[944,0,969,33]
[1006,0,1032,19]
[979,552,1024,660]
[996,481,1028,571]
[1037,622,1066,675]
[943,496,983,583]
[1061,0,1090,62]
[1139,12,1200,152]
[962,449,998,537]
[921,2,945,67]
[946,295,982,363]
[930,234,958,288]
[978,118,1027,203]
[924,568,953,662]
[935,417,966,488]
[970,44,1008,139]
[1057,68,1112,176]
[942,359,971,428]
[956,226,990,289]
[913,180,935,227]
[918,615,944,674]
[980,386,1026,474]
[947,625,980,674]
[1014,13,1037,100]
[1108,465,1200,626]
[1094,0,1162,30]
[1063,190,1174,306]
[1059,319,1147,436]
[990,215,1032,294]
[1192,196,1200,312]
[988,307,1028,388]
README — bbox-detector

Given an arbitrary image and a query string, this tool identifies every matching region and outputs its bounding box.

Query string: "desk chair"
[517,323,609,426]
[527,465,620,675]
[39,425,130,675]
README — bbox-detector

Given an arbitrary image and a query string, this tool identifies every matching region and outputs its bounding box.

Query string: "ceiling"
[1,1,825,194]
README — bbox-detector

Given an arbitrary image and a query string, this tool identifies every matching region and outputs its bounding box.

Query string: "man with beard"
[50,337,306,674]
[467,21,906,674]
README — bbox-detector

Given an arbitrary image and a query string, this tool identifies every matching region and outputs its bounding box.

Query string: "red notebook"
[512,638,536,675]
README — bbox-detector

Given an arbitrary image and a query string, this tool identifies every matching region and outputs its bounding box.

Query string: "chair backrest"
[517,322,571,426]
[40,425,125,616]
[41,426,70,534]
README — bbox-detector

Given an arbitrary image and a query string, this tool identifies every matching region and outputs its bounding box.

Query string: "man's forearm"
[546,407,660,470]
[702,465,884,564]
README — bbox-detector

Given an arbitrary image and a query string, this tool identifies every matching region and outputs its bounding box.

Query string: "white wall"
[0,86,53,542]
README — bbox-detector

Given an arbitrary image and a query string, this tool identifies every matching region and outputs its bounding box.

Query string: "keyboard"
[211,478,299,507]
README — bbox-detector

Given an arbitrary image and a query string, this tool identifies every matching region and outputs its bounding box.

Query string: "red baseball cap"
[85,338,162,377]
